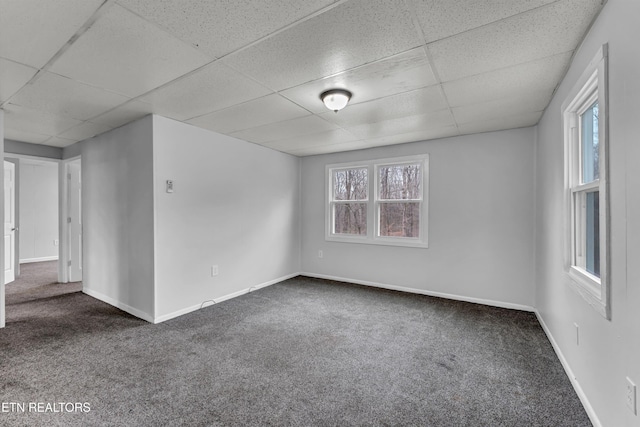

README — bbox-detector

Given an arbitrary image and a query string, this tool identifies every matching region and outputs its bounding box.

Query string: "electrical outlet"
[54,239,59,246]
[211,265,219,277]
[626,377,637,414]
[318,250,323,259]
[574,323,579,346]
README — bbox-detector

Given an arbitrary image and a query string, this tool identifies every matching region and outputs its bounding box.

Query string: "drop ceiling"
[0,0,604,156]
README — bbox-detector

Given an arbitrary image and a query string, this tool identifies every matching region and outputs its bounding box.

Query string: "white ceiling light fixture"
[321,89,352,112]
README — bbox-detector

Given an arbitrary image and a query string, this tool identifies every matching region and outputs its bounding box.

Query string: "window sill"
[326,234,428,248]
[566,266,609,319]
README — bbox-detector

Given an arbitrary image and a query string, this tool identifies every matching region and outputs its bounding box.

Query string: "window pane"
[379,164,421,200]
[581,101,599,183]
[379,202,420,238]
[333,203,367,235]
[333,168,368,201]
[585,191,600,277]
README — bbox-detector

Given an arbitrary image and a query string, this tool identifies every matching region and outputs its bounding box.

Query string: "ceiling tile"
[443,52,572,107]
[223,0,423,91]
[88,100,155,129]
[140,61,271,120]
[4,103,81,136]
[230,115,339,144]
[410,0,556,43]
[49,4,211,98]
[58,121,113,141]
[320,86,448,127]
[44,136,79,148]
[280,47,437,114]
[0,58,38,103]
[117,0,336,59]
[452,91,552,125]
[0,0,104,68]
[345,109,456,139]
[4,128,51,144]
[10,72,130,121]
[187,94,310,134]
[264,128,359,151]
[287,139,372,156]
[428,0,602,82]
[458,111,542,135]
[361,126,460,148]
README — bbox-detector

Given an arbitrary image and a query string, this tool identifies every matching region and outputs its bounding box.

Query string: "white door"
[68,161,82,282]
[4,161,15,285]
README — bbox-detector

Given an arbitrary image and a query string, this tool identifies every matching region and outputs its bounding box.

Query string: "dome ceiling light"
[320,89,352,112]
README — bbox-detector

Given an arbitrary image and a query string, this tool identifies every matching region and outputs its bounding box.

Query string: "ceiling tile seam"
[536,0,607,122]
[182,93,316,124]
[83,98,152,125]
[6,81,125,125]
[437,49,576,86]
[77,59,233,123]
[4,101,86,134]
[265,43,428,95]
[287,140,365,156]
[0,0,117,110]
[419,0,566,46]
[260,125,362,149]
[224,112,344,145]
[449,88,555,113]
[275,69,440,112]
[114,1,219,62]
[459,122,541,138]
[5,127,51,141]
[455,108,546,126]
[43,135,77,145]
[205,0,351,62]
[401,0,432,48]
[416,45,461,133]
[0,56,36,68]
[5,111,82,142]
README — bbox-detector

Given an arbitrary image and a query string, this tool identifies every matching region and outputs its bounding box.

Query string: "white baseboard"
[83,287,154,323]
[535,310,601,427]
[152,272,300,324]
[20,256,59,264]
[300,272,535,312]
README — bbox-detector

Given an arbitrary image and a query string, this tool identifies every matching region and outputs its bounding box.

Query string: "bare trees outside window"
[378,164,421,238]
[331,168,368,235]
[326,155,428,248]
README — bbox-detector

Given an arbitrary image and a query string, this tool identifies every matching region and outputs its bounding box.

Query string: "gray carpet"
[1,261,591,426]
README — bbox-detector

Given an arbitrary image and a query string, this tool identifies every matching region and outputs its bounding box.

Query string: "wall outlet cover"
[626,377,637,414]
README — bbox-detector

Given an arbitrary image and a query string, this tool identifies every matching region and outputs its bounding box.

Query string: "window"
[562,44,609,319]
[330,167,368,236]
[327,155,428,248]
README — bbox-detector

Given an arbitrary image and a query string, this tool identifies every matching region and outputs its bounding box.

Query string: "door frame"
[60,157,82,283]
[4,160,16,285]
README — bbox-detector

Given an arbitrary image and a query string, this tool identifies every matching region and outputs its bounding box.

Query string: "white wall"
[152,116,300,320]
[534,0,639,425]
[82,116,155,321]
[19,160,58,263]
[301,127,536,309]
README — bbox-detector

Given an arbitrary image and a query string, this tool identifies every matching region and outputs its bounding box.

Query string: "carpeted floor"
[1,261,591,426]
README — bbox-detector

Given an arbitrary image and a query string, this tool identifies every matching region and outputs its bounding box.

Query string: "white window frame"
[326,155,429,248]
[561,44,610,319]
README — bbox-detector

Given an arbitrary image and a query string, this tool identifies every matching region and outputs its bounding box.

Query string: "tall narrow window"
[377,163,422,239]
[562,44,609,319]
[330,167,368,236]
